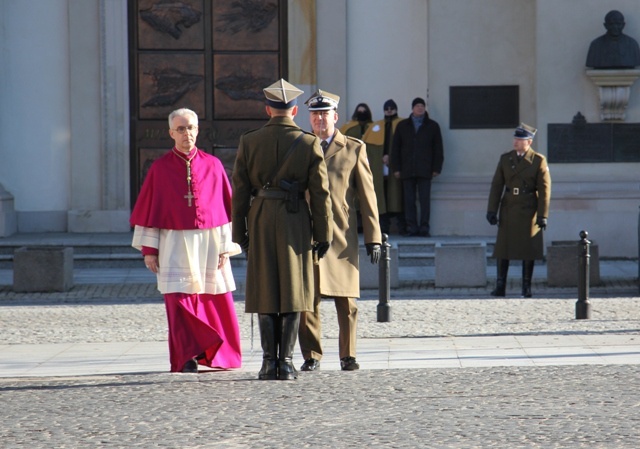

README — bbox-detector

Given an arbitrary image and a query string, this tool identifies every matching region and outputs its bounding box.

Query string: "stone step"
[0,251,249,269]
[0,243,140,269]
[397,239,495,267]
[0,234,497,269]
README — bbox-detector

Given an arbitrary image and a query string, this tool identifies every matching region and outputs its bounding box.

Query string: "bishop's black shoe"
[181,358,198,373]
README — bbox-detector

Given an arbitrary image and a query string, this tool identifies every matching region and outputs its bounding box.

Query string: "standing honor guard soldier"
[486,123,551,298]
[232,79,333,380]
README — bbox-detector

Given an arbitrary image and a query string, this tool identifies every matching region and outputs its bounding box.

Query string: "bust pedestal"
[585,69,640,121]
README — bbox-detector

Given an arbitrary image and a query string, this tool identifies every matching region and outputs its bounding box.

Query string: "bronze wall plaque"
[138,54,205,119]
[213,0,280,51]
[138,0,204,50]
[613,124,640,162]
[213,53,279,119]
[450,85,519,129]
[548,123,640,163]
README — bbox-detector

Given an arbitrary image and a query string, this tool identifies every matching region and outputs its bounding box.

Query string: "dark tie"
[321,140,328,152]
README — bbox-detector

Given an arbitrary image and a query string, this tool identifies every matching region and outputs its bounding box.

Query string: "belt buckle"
[512,187,519,195]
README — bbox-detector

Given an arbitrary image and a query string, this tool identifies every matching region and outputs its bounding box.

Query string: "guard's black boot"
[258,314,278,380]
[278,312,300,380]
[522,260,534,298]
[491,259,510,296]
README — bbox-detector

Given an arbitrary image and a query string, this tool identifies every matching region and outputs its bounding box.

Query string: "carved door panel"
[128,0,287,205]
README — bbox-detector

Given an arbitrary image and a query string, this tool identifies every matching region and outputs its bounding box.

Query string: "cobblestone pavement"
[1,365,638,448]
[1,288,639,345]
[1,284,639,448]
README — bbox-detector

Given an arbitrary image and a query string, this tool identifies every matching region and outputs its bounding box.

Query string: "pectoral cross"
[184,191,194,207]
[172,148,197,207]
[184,159,194,206]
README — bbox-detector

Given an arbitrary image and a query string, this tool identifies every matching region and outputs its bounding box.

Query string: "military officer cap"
[514,122,537,140]
[263,78,304,109]
[305,89,340,111]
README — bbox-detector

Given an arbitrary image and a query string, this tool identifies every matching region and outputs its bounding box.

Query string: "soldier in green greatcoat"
[486,123,551,298]
[232,79,332,380]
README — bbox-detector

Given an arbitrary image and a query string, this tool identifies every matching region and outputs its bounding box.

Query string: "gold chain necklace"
[173,149,197,207]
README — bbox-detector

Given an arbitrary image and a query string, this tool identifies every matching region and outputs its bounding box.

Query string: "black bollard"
[638,206,640,294]
[377,233,391,322]
[576,230,591,319]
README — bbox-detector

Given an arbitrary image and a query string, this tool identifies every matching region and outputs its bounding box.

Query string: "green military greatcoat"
[232,116,332,314]
[487,148,551,260]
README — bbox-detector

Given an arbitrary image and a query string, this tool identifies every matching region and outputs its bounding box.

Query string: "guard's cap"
[514,122,537,140]
[263,79,304,109]
[305,89,340,111]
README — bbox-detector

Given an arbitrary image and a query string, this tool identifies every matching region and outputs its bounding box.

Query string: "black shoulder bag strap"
[262,132,306,189]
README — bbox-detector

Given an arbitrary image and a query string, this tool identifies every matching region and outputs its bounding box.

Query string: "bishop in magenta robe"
[130,108,242,373]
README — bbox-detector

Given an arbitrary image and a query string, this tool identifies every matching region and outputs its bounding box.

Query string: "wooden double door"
[128,0,288,204]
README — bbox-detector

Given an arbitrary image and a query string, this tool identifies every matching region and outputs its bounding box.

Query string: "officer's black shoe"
[340,357,360,371]
[300,358,320,371]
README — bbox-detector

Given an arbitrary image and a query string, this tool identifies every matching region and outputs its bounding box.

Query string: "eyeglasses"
[172,125,198,134]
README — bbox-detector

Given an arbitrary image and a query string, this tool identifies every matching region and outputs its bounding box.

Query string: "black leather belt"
[505,187,535,195]
[254,189,305,200]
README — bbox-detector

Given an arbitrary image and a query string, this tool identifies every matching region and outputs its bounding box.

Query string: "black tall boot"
[491,259,510,296]
[278,312,300,380]
[522,260,534,298]
[258,314,278,380]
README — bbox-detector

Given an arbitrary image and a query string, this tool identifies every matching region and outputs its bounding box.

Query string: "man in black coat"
[390,97,444,237]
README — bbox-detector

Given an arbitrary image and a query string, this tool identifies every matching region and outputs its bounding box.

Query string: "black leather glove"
[366,243,381,264]
[314,241,330,259]
[536,217,547,230]
[240,236,250,253]
[486,211,498,226]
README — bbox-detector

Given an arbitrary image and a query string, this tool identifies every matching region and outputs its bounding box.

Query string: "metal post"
[377,233,391,322]
[638,206,640,294]
[576,230,591,319]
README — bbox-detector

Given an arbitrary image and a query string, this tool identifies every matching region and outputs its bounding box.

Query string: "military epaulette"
[533,151,546,160]
[345,135,364,145]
